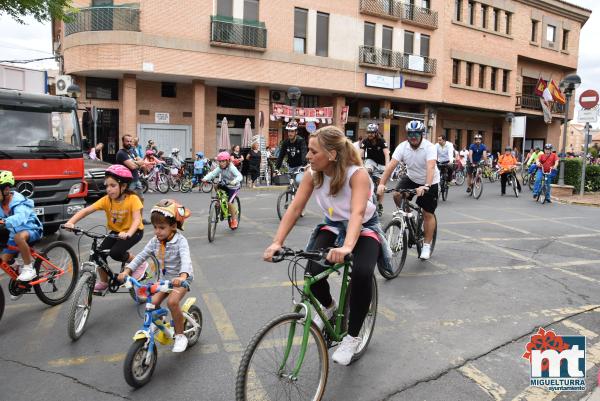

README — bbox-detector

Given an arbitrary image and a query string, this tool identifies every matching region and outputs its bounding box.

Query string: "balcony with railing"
[359,0,402,20]
[210,16,267,51]
[64,6,140,36]
[359,46,437,76]
[401,3,438,29]
[516,94,566,114]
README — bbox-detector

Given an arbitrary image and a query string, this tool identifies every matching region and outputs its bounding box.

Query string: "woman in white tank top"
[264,125,385,366]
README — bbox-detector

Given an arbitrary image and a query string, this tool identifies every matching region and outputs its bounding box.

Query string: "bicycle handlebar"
[60,225,120,240]
[384,188,418,195]
[124,277,190,301]
[272,247,353,264]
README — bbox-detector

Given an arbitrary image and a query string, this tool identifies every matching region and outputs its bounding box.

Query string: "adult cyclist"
[275,121,307,172]
[466,133,487,193]
[360,123,389,213]
[435,134,455,184]
[377,120,439,260]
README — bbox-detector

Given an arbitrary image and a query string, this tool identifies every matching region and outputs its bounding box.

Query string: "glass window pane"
[404,31,414,54]
[217,0,233,17]
[316,12,329,57]
[382,26,393,50]
[420,34,430,57]
[294,37,305,53]
[364,22,375,47]
[546,25,555,42]
[244,0,259,21]
[294,8,307,38]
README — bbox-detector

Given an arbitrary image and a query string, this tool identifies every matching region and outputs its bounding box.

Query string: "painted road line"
[458,363,506,401]
[546,218,600,233]
[561,320,598,339]
[202,292,240,342]
[557,240,600,255]
[553,268,600,284]
[26,304,63,352]
[378,305,398,322]
[453,209,533,236]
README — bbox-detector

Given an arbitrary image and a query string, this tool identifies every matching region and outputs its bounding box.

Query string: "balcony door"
[92,0,113,31]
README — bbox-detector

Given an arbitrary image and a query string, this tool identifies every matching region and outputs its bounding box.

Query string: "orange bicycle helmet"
[150,199,191,230]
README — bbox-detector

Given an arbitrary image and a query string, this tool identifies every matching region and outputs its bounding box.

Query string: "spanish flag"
[548,79,566,104]
[534,78,547,97]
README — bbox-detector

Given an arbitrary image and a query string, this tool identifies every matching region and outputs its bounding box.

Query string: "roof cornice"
[515,0,591,25]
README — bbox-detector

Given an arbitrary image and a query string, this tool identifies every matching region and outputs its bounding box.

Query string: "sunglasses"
[407,132,422,138]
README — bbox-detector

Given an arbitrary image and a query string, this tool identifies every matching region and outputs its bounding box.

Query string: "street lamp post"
[558,74,581,186]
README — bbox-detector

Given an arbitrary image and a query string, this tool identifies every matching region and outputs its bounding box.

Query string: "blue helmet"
[196,151,204,158]
[405,120,425,133]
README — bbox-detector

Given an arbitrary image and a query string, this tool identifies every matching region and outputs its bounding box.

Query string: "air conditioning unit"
[56,75,73,95]
[270,90,286,103]
[364,52,377,64]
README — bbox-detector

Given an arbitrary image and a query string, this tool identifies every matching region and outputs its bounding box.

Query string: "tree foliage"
[0,0,74,23]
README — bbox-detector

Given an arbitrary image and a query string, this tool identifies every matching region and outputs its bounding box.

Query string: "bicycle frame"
[212,185,231,220]
[0,244,67,287]
[281,260,351,379]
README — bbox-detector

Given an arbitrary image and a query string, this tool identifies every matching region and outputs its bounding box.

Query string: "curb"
[551,196,600,208]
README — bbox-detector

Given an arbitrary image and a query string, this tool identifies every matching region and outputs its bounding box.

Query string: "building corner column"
[255,86,270,141]
[333,95,346,131]
[380,99,391,145]
[192,80,206,156]
[121,74,137,142]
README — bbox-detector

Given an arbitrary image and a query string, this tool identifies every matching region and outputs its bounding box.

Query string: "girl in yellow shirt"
[65,165,145,292]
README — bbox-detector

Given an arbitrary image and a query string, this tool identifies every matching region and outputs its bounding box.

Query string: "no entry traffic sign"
[579,89,599,109]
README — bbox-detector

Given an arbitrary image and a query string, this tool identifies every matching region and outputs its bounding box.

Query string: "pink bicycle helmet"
[216,151,230,161]
[145,150,155,156]
[105,164,133,183]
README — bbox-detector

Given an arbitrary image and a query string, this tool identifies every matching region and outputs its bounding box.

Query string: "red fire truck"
[0,89,87,235]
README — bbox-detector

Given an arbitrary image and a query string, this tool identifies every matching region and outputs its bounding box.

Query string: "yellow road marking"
[561,320,598,338]
[378,305,397,322]
[458,363,506,401]
[26,305,63,352]
[553,268,600,284]
[202,292,239,342]
[557,240,600,255]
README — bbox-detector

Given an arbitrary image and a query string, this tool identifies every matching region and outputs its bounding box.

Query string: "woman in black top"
[246,142,262,188]
[231,145,244,169]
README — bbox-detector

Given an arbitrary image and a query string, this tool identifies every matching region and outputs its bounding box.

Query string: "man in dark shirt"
[276,121,307,170]
[116,134,149,224]
[360,123,389,173]
[466,133,487,193]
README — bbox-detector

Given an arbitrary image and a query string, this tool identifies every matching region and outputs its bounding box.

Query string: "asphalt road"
[1,181,599,401]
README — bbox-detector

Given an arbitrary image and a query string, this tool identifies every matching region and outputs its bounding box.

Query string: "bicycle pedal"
[93,288,109,296]
[9,294,23,301]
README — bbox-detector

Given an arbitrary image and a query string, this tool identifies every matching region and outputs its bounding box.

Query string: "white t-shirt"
[311,165,376,223]
[391,139,440,185]
[435,141,455,163]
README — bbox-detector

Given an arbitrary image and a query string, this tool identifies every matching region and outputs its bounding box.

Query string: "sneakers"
[312,301,337,331]
[420,243,431,260]
[93,281,109,293]
[132,261,149,281]
[332,335,362,366]
[466,187,472,193]
[229,218,238,230]
[172,334,188,353]
[16,265,36,282]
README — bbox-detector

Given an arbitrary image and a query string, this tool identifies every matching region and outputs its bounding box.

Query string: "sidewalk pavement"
[552,192,600,207]
[581,386,600,401]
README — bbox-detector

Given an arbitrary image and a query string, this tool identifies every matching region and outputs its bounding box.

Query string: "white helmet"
[171,148,180,154]
[367,123,379,133]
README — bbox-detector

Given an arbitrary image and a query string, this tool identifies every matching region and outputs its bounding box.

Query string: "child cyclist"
[0,171,44,282]
[192,151,207,187]
[202,151,243,229]
[118,199,193,353]
[64,165,146,292]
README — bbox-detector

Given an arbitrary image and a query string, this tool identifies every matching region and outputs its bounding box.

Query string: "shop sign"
[271,103,333,123]
[510,116,527,138]
[155,112,170,124]
[365,73,402,90]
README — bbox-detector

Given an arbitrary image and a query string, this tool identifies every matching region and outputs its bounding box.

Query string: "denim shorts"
[2,229,43,254]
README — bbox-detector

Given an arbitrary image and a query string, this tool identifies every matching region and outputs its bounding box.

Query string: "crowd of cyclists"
[0,118,563,393]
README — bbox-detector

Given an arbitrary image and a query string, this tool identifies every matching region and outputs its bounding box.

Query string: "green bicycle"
[236,248,378,401]
[207,181,241,242]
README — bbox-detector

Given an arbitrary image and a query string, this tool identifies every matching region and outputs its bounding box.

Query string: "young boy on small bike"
[192,151,207,187]
[64,165,145,292]
[118,199,193,353]
[0,170,44,282]
[202,151,243,229]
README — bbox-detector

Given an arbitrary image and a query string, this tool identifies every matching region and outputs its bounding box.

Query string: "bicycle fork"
[279,301,313,381]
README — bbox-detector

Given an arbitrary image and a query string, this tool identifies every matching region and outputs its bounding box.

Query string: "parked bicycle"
[207,181,242,242]
[123,276,202,388]
[236,248,377,401]
[62,226,160,340]
[380,188,438,278]
[0,229,78,322]
[276,166,305,220]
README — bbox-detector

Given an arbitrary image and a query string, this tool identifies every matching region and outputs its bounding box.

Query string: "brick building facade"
[53,0,590,162]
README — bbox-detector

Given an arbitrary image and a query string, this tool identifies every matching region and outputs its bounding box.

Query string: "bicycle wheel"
[180,178,193,193]
[0,286,4,322]
[528,174,535,191]
[33,241,79,306]
[141,177,149,194]
[124,338,157,388]
[201,181,213,193]
[184,305,203,347]
[512,175,519,198]
[440,180,447,201]
[234,196,242,223]
[380,219,408,279]
[236,312,328,401]
[455,170,465,186]
[538,183,546,204]
[276,190,293,220]
[67,271,95,341]
[472,175,483,200]
[429,214,438,256]
[156,173,170,194]
[208,200,219,243]
[169,176,181,192]
[341,275,378,361]
[128,254,161,303]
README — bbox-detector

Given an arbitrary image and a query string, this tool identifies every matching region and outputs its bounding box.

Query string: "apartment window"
[422,0,431,9]
[522,76,538,96]
[455,129,462,149]
[562,29,569,51]
[455,0,462,21]
[467,130,474,145]
[505,12,511,34]
[364,22,375,47]
[161,82,176,98]
[452,59,460,85]
[294,8,307,54]
[531,20,538,42]
[86,77,118,100]
[420,34,430,57]
[217,0,233,17]
[299,95,318,108]
[243,0,259,21]
[316,12,329,57]
[382,26,393,50]
[465,62,473,86]
[468,1,474,25]
[481,5,488,28]
[404,30,414,54]
[546,24,556,42]
[478,65,486,89]
[502,70,509,93]
[492,8,499,31]
[490,67,497,91]
[217,87,255,109]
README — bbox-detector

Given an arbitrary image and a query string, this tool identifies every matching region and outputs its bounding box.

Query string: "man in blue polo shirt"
[466,133,487,193]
